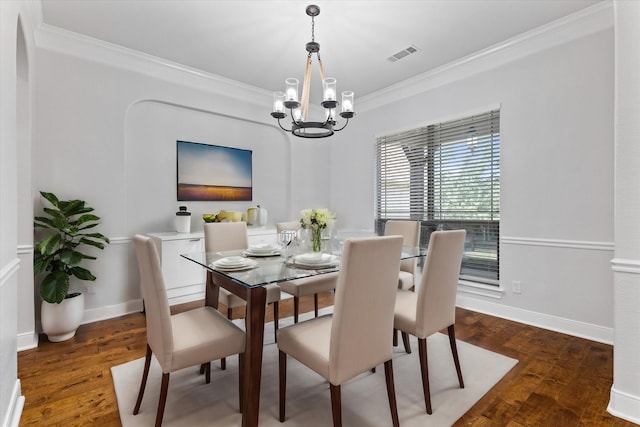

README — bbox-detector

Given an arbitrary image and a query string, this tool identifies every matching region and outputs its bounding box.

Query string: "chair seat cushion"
[219,288,247,309]
[397,271,414,290]
[277,314,332,381]
[393,290,419,337]
[218,284,280,309]
[170,307,246,371]
[279,272,338,298]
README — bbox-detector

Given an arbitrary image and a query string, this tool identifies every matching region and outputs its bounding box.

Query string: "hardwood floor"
[18,294,634,427]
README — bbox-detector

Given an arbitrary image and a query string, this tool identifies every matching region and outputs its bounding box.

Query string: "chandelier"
[271,4,355,138]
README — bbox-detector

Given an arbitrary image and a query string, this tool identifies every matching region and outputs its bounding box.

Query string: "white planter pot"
[41,292,85,342]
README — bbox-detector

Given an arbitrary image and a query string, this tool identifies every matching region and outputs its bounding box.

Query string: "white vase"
[41,292,85,342]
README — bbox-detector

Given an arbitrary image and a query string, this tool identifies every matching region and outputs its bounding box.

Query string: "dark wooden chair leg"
[330,384,342,427]
[401,331,412,354]
[205,361,211,384]
[155,372,170,427]
[418,337,432,414]
[133,344,152,415]
[239,352,245,413]
[273,301,279,343]
[393,328,398,347]
[314,293,319,317]
[293,297,300,323]
[199,363,206,375]
[279,350,287,422]
[448,324,465,388]
[384,359,400,427]
[220,308,233,371]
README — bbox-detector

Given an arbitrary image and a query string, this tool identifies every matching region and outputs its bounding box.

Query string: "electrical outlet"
[512,280,522,294]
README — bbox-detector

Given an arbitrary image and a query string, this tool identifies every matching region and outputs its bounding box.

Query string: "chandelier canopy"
[271,4,355,138]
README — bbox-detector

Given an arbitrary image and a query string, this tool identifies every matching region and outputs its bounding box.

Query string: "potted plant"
[34,191,110,341]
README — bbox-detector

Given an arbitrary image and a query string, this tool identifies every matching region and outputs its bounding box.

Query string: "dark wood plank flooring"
[17,294,633,426]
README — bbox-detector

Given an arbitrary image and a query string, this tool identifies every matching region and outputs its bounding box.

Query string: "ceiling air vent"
[387,45,420,63]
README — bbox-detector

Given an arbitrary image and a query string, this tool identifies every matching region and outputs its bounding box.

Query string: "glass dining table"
[181,244,423,427]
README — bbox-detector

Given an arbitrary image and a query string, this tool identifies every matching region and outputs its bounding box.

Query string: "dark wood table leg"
[242,285,267,427]
[204,270,266,427]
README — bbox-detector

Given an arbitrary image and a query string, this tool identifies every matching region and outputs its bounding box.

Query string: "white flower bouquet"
[299,208,336,252]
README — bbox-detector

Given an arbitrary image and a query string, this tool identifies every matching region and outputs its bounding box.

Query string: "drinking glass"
[278,230,297,258]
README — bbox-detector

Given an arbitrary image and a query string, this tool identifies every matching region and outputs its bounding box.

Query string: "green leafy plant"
[34,191,110,304]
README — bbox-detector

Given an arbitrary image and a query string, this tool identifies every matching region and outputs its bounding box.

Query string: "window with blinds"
[376,109,500,285]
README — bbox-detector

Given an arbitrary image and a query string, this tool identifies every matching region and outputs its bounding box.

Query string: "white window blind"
[376,109,500,284]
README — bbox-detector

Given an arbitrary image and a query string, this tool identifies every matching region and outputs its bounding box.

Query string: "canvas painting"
[177,140,253,201]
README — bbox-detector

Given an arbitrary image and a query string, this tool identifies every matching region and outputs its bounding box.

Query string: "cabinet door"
[160,238,204,290]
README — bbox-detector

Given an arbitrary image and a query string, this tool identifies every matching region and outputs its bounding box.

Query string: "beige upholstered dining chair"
[204,222,281,349]
[277,235,404,427]
[384,220,421,290]
[133,235,246,427]
[393,229,466,414]
[276,221,338,323]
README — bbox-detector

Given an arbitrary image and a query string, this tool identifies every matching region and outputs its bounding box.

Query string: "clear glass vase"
[311,226,323,252]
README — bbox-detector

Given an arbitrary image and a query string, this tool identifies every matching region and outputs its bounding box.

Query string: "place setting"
[242,243,281,258]
[288,252,340,269]
[211,256,258,271]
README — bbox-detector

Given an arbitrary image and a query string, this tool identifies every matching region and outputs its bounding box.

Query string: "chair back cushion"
[276,221,301,233]
[385,220,421,280]
[134,235,174,370]
[415,230,466,337]
[204,222,249,252]
[329,235,403,384]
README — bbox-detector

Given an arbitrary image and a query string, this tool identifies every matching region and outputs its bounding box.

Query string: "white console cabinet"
[147,232,206,306]
[147,227,277,305]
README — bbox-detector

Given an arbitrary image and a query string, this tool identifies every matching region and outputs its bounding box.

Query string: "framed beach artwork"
[176,140,253,201]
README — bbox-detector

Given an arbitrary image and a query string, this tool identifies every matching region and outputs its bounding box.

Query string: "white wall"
[330,10,615,342]
[1,1,33,425]
[609,1,640,423]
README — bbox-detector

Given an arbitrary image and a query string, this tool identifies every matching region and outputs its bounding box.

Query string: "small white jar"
[175,206,191,233]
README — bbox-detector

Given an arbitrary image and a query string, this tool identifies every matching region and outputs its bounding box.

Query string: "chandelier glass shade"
[271,4,355,138]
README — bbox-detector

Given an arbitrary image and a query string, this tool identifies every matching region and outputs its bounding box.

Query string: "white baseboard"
[608,385,640,424]
[456,294,614,344]
[82,299,144,324]
[17,332,38,352]
[2,380,24,427]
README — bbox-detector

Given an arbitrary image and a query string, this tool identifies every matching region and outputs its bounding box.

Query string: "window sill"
[457,279,504,299]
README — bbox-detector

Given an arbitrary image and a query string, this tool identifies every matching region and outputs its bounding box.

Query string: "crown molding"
[32,19,271,108]
[358,1,614,112]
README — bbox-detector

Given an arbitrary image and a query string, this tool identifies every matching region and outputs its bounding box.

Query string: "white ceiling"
[40,0,603,99]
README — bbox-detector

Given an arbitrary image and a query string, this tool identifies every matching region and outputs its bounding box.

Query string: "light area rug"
[112,309,517,426]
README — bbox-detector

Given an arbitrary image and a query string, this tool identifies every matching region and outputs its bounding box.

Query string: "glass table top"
[181,245,424,288]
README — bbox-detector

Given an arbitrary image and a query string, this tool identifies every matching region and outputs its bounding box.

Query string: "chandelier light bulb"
[323,78,337,101]
[273,92,286,113]
[341,91,354,114]
[285,78,299,102]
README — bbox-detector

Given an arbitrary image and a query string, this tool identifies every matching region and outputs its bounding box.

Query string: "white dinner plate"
[293,253,338,268]
[243,249,281,257]
[212,258,258,271]
[213,256,253,268]
[248,244,279,254]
